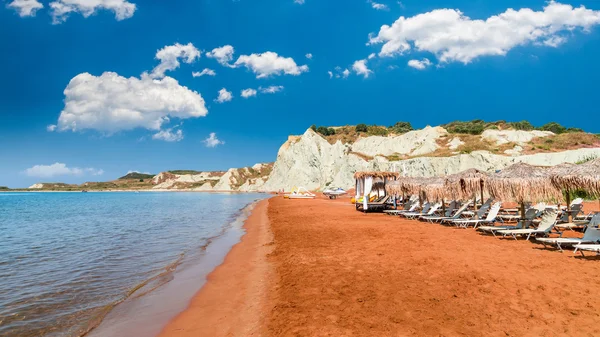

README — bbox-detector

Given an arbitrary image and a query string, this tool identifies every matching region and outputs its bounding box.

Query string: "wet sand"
[158,198,273,337]
[160,196,600,336]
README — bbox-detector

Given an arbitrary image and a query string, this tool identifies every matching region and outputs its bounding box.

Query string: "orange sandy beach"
[159,197,600,337]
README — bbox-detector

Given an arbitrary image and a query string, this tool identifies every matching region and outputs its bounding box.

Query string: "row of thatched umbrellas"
[383,158,600,220]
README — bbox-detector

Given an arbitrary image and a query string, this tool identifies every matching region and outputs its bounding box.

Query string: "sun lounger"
[420,202,471,223]
[401,202,431,217]
[453,202,501,229]
[478,207,538,236]
[497,209,559,240]
[537,227,600,252]
[556,212,600,231]
[573,243,600,256]
[404,202,441,220]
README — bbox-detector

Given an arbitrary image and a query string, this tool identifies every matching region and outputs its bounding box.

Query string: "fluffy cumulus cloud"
[368,1,600,64]
[407,58,432,70]
[305,53,313,59]
[234,52,309,78]
[50,0,136,24]
[152,128,183,142]
[7,0,43,17]
[241,88,257,98]
[206,45,235,66]
[215,88,233,103]
[55,72,207,134]
[192,68,216,77]
[46,124,57,132]
[352,59,372,78]
[24,163,103,178]
[151,43,200,78]
[260,85,284,94]
[204,133,224,148]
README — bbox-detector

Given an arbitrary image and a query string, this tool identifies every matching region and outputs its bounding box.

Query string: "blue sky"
[1,0,600,188]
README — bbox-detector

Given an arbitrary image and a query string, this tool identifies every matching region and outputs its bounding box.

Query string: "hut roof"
[354,171,400,179]
[547,162,576,175]
[385,177,424,195]
[386,176,450,200]
[487,162,561,202]
[444,168,488,199]
[551,158,600,196]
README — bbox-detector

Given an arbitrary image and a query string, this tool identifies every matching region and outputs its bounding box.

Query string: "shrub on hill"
[388,122,413,134]
[355,124,368,132]
[442,120,492,135]
[508,120,534,131]
[118,172,155,180]
[315,126,336,136]
[0,186,8,190]
[168,170,202,175]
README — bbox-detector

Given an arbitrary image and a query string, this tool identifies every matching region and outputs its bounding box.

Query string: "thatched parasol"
[444,168,488,210]
[354,171,400,179]
[487,162,561,219]
[551,158,600,197]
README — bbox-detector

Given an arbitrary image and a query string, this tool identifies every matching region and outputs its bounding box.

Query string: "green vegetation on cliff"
[118,172,155,180]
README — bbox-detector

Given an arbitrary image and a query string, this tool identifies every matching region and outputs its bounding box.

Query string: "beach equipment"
[478,207,541,236]
[551,159,600,221]
[421,201,471,223]
[497,209,559,240]
[556,211,600,231]
[573,243,600,256]
[323,187,347,199]
[403,202,441,220]
[487,162,561,222]
[284,186,316,199]
[452,202,502,229]
[355,171,399,212]
[444,168,488,215]
[537,227,600,252]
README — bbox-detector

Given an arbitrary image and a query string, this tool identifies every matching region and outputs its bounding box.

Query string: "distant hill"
[168,170,202,175]
[118,172,155,180]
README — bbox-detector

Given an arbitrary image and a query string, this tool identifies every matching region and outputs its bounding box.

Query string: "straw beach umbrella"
[444,168,488,214]
[551,159,600,213]
[551,158,600,197]
[487,162,561,220]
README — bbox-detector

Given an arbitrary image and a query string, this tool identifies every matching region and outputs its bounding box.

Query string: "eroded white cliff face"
[260,128,600,191]
[351,126,447,157]
[482,129,553,145]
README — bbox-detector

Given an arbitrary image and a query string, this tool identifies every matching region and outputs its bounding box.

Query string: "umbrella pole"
[520,201,526,227]
[566,191,571,223]
[480,180,485,207]
[473,193,478,219]
[442,197,446,215]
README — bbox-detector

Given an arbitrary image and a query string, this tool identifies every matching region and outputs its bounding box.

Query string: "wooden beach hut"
[354,171,399,211]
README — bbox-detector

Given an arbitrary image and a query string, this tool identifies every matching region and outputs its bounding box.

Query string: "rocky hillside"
[263,125,600,191]
[26,121,600,192]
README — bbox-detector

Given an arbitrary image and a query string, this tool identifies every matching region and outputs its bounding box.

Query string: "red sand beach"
[159,196,600,337]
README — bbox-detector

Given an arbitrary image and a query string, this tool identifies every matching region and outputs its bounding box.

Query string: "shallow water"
[0,192,267,337]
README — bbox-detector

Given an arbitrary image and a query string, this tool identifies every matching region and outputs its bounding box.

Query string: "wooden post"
[480,180,485,207]
[520,201,526,228]
[442,197,446,216]
[473,193,478,219]
[565,191,571,223]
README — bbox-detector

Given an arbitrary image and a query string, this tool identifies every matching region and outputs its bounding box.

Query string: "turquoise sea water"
[0,192,267,337]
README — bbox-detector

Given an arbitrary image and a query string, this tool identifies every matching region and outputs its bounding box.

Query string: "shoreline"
[157,197,273,337]
[87,198,269,337]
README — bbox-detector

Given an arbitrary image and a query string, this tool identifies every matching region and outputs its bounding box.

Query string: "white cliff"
[482,129,553,145]
[351,126,447,157]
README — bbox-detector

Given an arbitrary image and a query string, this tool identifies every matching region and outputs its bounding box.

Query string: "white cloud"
[407,58,432,70]
[342,69,350,78]
[352,59,372,78]
[259,85,284,94]
[215,88,233,103]
[192,68,216,77]
[369,1,389,11]
[369,1,600,64]
[47,124,57,132]
[151,43,200,78]
[206,45,235,66]
[152,128,183,142]
[294,0,305,4]
[328,71,333,78]
[50,0,136,24]
[204,133,224,148]
[241,88,257,98]
[368,53,376,60]
[7,0,43,17]
[305,53,313,59]
[233,52,309,78]
[24,163,103,178]
[55,72,207,133]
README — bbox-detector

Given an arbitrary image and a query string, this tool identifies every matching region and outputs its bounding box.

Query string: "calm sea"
[0,192,267,337]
